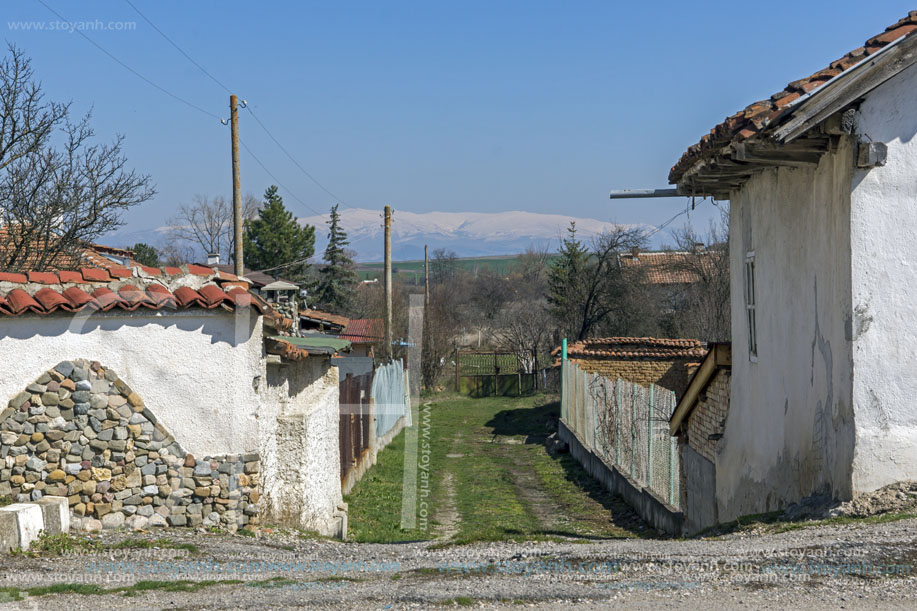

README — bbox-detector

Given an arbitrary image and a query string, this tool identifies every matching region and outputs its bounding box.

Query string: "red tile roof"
[0,265,269,317]
[619,251,722,285]
[553,337,707,362]
[669,11,917,184]
[339,318,383,344]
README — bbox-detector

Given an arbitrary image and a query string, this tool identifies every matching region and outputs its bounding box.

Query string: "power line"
[238,139,324,217]
[245,105,352,209]
[34,0,221,120]
[251,255,314,275]
[123,0,233,95]
[122,0,351,215]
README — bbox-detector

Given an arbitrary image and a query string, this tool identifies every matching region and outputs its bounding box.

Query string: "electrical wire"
[122,0,353,215]
[238,139,324,216]
[244,105,352,210]
[34,0,221,120]
[123,0,233,95]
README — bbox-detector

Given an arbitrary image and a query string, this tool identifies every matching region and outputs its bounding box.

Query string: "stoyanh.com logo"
[8,20,137,33]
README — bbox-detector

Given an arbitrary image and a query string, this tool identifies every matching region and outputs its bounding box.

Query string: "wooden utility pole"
[384,205,393,359]
[230,95,243,277]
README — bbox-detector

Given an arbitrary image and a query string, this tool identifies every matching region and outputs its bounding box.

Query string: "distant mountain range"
[299,208,655,262]
[105,208,657,263]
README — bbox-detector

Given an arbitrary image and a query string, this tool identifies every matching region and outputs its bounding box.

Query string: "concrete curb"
[0,496,70,552]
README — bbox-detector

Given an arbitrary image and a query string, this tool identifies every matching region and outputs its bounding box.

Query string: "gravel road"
[1,516,916,609]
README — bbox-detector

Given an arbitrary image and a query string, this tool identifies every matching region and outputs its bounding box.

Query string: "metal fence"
[372,360,410,440]
[455,351,554,396]
[561,360,681,509]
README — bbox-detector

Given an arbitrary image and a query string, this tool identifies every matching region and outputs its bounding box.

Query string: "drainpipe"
[562,338,567,361]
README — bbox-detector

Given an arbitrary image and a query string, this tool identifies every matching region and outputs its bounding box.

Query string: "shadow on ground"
[485,399,656,539]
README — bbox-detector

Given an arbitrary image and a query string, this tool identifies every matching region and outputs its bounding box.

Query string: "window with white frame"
[744,252,757,360]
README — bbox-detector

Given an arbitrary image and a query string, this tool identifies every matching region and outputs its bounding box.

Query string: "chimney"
[207,253,220,265]
[631,246,639,258]
[692,242,705,254]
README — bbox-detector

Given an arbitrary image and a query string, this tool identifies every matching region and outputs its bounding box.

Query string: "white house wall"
[0,309,264,457]
[849,62,917,492]
[719,140,856,521]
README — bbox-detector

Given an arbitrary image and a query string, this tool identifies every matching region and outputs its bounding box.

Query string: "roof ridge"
[669,11,917,184]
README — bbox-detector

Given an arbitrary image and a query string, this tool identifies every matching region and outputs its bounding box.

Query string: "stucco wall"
[261,359,343,536]
[0,309,344,535]
[849,62,917,492]
[0,309,264,457]
[719,138,856,521]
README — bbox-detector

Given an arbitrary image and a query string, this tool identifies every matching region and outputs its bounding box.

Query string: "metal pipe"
[608,188,683,199]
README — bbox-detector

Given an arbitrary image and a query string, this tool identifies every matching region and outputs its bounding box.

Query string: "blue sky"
[4,1,914,250]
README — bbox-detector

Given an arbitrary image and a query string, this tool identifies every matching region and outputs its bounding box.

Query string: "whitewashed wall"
[262,358,344,536]
[718,139,856,522]
[849,62,917,492]
[0,309,264,456]
[0,308,343,535]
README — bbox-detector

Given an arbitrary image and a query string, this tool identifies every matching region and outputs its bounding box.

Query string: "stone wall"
[569,357,695,399]
[685,370,730,464]
[0,360,261,532]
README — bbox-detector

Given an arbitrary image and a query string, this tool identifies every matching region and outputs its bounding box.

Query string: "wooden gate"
[339,371,374,491]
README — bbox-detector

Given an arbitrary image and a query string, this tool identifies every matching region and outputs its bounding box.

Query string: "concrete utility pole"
[384,205,393,359]
[230,94,243,277]
[424,244,430,308]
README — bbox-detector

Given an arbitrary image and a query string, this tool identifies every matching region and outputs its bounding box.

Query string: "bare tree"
[165,193,258,265]
[0,46,154,271]
[494,299,553,387]
[548,222,647,341]
[665,207,731,341]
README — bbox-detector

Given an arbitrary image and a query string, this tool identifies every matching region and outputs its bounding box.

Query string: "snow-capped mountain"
[300,208,653,262]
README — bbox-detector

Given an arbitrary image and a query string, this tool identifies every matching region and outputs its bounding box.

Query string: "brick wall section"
[570,356,697,398]
[686,369,731,463]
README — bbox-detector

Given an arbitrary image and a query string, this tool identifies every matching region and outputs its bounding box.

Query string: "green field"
[356,253,557,283]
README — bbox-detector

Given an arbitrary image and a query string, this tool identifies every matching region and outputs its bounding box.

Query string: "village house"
[666,11,917,524]
[339,318,384,359]
[0,263,347,536]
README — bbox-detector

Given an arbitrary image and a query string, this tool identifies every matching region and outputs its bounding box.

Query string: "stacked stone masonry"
[0,360,261,532]
[570,357,696,399]
[686,370,731,463]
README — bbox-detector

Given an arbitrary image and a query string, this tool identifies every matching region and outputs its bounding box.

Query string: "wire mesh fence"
[561,360,681,509]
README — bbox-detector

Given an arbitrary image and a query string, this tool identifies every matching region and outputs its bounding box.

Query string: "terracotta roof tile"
[5,289,41,314]
[670,11,917,185]
[619,250,722,284]
[339,318,384,343]
[0,272,28,283]
[197,284,231,307]
[163,266,183,276]
[138,265,162,276]
[32,287,70,310]
[0,264,271,318]
[60,286,95,309]
[27,271,59,284]
[81,267,110,282]
[186,264,213,276]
